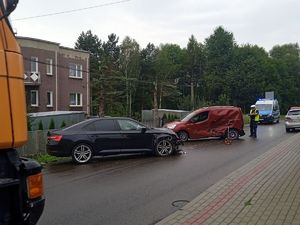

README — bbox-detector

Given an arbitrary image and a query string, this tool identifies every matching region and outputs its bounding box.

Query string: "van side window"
[191,111,209,123]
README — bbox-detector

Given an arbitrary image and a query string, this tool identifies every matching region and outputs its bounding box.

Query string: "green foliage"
[177,95,193,111]
[27,115,33,131]
[49,119,55,130]
[269,44,300,112]
[38,120,44,130]
[120,36,141,117]
[75,30,102,116]
[215,94,230,106]
[74,27,300,117]
[60,120,66,128]
[162,113,179,124]
[30,153,67,164]
[203,26,235,103]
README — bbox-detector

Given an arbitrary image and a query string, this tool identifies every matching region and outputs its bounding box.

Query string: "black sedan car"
[47,117,182,164]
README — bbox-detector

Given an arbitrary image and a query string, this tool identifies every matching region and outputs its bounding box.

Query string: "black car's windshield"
[256,104,272,111]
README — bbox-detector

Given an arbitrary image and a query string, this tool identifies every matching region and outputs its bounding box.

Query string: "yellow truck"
[0,0,45,224]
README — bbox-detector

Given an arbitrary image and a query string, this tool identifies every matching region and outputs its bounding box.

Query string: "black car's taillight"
[48,135,63,142]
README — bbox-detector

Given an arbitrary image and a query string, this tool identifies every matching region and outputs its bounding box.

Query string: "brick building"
[17,37,90,115]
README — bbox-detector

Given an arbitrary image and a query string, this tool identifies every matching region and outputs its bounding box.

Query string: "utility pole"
[153,80,159,127]
[98,65,106,117]
[191,80,195,110]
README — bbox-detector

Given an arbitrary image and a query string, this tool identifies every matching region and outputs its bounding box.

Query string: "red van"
[164,106,245,141]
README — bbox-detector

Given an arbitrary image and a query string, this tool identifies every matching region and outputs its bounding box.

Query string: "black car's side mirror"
[141,127,147,133]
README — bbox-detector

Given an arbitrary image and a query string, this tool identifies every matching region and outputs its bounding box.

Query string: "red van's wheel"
[227,129,239,140]
[177,131,189,142]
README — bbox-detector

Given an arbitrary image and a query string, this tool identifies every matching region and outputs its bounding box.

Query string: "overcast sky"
[10,0,299,51]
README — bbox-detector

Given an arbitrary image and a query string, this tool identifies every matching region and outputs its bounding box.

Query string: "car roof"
[192,106,239,113]
[289,107,300,110]
[61,117,138,132]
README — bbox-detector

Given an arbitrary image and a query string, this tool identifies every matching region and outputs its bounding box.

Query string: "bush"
[38,120,44,130]
[60,120,66,128]
[49,119,55,130]
[27,115,33,131]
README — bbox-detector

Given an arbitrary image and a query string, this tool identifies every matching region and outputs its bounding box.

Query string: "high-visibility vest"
[250,109,260,122]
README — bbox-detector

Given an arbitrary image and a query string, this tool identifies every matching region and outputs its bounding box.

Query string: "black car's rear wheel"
[155,139,173,157]
[72,143,93,164]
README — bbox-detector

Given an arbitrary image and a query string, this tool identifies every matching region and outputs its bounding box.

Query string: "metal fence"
[17,130,48,156]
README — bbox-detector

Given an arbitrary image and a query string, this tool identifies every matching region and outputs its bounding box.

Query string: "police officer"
[249,105,259,138]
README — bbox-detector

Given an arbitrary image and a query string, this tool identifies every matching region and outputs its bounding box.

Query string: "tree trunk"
[153,80,159,127]
[191,80,194,110]
[126,70,129,116]
[99,74,105,117]
[159,85,162,109]
[129,88,132,117]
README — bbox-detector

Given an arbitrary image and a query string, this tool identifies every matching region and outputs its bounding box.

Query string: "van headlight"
[167,124,177,129]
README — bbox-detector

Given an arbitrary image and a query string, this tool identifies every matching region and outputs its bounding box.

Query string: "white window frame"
[30,57,38,73]
[69,93,82,107]
[46,58,53,75]
[69,63,83,79]
[30,90,39,107]
[47,91,53,107]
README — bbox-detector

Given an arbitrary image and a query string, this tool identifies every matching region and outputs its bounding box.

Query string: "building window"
[70,93,82,106]
[30,57,38,73]
[46,58,53,75]
[69,63,82,78]
[31,90,39,107]
[47,91,53,107]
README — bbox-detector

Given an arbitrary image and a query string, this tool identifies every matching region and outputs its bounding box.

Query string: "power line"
[23,57,154,85]
[14,0,131,21]
[23,57,194,88]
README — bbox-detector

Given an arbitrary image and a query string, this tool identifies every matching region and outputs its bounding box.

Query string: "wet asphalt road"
[38,123,297,225]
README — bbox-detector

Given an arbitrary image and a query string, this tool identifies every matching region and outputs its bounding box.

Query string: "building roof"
[17,36,60,46]
[17,36,90,54]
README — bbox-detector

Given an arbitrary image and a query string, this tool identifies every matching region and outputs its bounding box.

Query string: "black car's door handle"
[89,135,97,138]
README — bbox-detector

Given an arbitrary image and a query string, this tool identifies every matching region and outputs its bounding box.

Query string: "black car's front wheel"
[155,139,174,157]
[72,143,93,164]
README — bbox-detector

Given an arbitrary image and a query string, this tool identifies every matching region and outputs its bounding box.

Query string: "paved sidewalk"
[156,133,300,225]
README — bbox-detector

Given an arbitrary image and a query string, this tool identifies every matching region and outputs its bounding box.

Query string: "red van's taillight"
[48,135,63,142]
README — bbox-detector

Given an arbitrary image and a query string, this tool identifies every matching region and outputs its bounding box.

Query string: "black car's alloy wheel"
[155,139,173,156]
[72,144,93,164]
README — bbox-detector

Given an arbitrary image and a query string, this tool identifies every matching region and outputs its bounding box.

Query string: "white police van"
[255,99,280,123]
